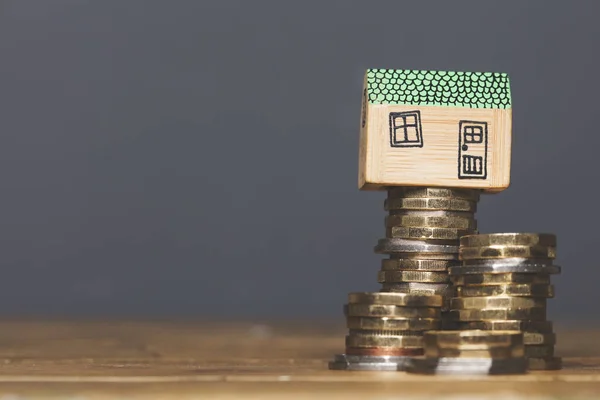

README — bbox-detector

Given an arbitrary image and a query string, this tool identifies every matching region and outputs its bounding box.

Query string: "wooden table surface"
[0,320,596,399]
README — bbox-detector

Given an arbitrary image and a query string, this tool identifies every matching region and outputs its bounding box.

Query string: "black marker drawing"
[458,120,488,179]
[462,155,484,175]
[389,111,423,148]
[361,89,367,128]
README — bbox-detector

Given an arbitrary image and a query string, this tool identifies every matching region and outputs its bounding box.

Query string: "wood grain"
[0,320,596,398]
[359,104,511,192]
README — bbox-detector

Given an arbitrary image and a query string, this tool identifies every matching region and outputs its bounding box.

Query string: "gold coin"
[346,317,441,331]
[345,333,423,348]
[459,245,556,260]
[387,226,475,240]
[456,320,553,333]
[387,187,480,201]
[345,347,424,357]
[424,346,524,359]
[450,297,546,310]
[378,270,449,283]
[525,345,554,358]
[344,304,441,318]
[382,284,453,312]
[449,308,547,321]
[527,356,562,370]
[523,332,556,345]
[381,259,459,271]
[451,273,551,285]
[385,197,478,212]
[460,233,557,247]
[348,329,419,336]
[456,284,554,298]
[423,330,523,347]
[348,292,443,307]
[386,213,477,230]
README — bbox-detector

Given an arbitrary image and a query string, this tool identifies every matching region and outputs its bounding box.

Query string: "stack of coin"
[449,233,562,370]
[375,187,480,320]
[329,292,443,371]
[407,330,527,375]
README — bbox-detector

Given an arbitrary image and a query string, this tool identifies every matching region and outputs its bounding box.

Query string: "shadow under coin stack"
[449,233,562,370]
[407,330,527,375]
[329,292,443,371]
[375,187,480,324]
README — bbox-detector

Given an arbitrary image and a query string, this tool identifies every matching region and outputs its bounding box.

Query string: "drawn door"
[458,120,488,179]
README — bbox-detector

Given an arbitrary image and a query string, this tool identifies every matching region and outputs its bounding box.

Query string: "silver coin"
[374,239,459,255]
[448,265,562,275]
[386,210,476,218]
[406,357,527,375]
[461,258,555,267]
[328,354,411,371]
[388,253,459,260]
[380,282,452,294]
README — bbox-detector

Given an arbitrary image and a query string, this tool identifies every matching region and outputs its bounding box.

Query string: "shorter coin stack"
[329,292,443,371]
[449,233,562,370]
[407,330,527,375]
[375,187,480,321]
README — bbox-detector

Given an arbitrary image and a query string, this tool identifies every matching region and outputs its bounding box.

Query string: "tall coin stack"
[449,233,562,370]
[375,187,480,321]
[330,186,481,371]
[329,292,443,371]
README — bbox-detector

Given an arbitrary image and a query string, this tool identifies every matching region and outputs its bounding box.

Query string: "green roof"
[365,69,511,109]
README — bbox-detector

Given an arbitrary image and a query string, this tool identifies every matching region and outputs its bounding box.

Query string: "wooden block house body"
[359,69,512,193]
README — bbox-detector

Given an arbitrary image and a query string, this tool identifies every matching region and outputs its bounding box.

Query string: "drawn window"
[463,125,483,144]
[389,111,423,148]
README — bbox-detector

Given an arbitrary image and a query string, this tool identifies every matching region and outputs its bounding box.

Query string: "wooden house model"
[359,69,512,192]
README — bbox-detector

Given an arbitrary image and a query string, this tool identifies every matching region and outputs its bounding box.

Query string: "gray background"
[0,0,597,321]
